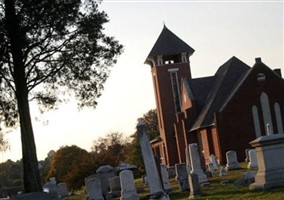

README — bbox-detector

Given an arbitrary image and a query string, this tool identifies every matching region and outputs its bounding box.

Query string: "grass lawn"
[63,163,284,200]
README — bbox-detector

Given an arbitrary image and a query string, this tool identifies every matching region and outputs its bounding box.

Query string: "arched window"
[168,69,181,112]
[260,92,274,134]
[274,103,284,134]
[252,105,262,138]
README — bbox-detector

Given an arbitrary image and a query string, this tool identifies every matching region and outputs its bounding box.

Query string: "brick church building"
[145,26,284,166]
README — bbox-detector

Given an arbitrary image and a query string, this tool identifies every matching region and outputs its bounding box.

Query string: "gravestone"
[167,166,176,179]
[209,154,218,170]
[50,177,56,185]
[57,183,68,197]
[219,166,227,176]
[185,146,192,173]
[11,192,58,200]
[175,163,189,192]
[120,170,139,200]
[96,165,115,199]
[245,149,251,162]
[86,178,104,200]
[207,163,214,176]
[188,173,202,199]
[188,143,208,183]
[225,150,240,170]
[109,176,121,197]
[247,149,258,169]
[249,134,284,190]
[85,174,97,186]
[117,162,136,172]
[137,121,169,200]
[160,164,172,193]
[243,170,257,184]
[154,156,163,192]
[141,175,148,186]
[43,181,58,194]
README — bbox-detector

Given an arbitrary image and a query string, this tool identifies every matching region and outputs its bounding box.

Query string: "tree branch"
[27,59,67,92]
[25,29,77,80]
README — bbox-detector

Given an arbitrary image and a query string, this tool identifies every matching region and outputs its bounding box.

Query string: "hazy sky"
[1,1,283,162]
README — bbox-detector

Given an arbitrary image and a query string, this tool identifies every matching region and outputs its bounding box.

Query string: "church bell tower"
[145,25,195,166]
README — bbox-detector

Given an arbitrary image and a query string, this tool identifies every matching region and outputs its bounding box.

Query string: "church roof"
[145,25,195,63]
[190,56,251,131]
[190,76,215,111]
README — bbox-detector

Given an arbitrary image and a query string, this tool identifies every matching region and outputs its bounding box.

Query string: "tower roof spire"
[145,26,194,64]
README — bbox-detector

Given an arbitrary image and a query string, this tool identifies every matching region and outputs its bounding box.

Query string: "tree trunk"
[17,87,43,193]
[4,0,42,193]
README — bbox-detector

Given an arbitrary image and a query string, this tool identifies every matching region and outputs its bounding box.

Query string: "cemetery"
[60,123,284,199]
[61,169,284,200]
[2,121,284,199]
[0,119,283,200]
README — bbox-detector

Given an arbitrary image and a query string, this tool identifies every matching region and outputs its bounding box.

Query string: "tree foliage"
[46,145,98,190]
[0,0,122,192]
[0,0,123,116]
[138,109,159,141]
[91,132,129,166]
[0,159,22,188]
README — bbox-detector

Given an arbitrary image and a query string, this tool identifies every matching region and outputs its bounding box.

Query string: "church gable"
[190,56,250,131]
[219,59,284,135]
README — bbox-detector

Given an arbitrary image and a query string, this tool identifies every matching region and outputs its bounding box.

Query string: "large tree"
[46,145,97,190]
[0,0,123,192]
[91,132,128,166]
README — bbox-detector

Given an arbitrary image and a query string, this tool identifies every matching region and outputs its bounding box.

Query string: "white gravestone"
[250,134,284,190]
[207,163,214,175]
[219,166,227,176]
[247,149,258,169]
[245,149,251,162]
[137,121,169,200]
[120,170,139,200]
[225,150,240,170]
[85,174,97,186]
[188,143,208,183]
[86,178,104,200]
[43,181,57,194]
[209,154,218,170]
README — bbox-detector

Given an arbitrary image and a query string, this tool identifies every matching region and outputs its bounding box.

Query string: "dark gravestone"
[11,192,59,200]
[189,173,202,199]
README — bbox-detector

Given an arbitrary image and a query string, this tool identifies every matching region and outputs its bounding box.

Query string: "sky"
[1,1,283,162]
